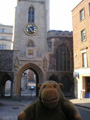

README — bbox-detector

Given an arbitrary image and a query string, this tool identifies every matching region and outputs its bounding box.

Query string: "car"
[29,86,34,90]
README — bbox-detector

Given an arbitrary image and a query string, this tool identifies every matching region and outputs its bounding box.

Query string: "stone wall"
[0,50,13,71]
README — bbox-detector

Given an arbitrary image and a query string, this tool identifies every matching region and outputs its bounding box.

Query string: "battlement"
[18,0,45,2]
[47,30,73,38]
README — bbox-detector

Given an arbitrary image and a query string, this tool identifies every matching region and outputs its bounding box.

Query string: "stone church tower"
[0,0,74,98]
[13,0,49,54]
[13,0,50,96]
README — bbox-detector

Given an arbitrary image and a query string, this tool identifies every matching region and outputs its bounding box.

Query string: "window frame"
[80,8,85,21]
[81,29,86,42]
[0,44,6,49]
[0,28,6,33]
[28,6,34,23]
[88,3,90,15]
[82,52,87,68]
[27,40,35,47]
[56,45,70,72]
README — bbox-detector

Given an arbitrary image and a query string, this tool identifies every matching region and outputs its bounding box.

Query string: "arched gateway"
[15,63,44,96]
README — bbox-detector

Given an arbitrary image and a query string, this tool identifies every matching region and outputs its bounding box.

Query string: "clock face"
[24,23,37,36]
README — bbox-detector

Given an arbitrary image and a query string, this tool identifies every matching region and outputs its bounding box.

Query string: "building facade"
[13,0,50,96]
[47,30,73,96]
[0,0,74,97]
[0,50,14,97]
[72,0,90,98]
[0,24,13,50]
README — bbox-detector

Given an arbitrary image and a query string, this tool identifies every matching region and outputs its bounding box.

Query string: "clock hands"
[24,23,37,35]
[28,27,33,32]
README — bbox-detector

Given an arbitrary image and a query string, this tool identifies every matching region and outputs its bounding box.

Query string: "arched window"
[27,40,35,47]
[28,6,34,23]
[56,45,70,71]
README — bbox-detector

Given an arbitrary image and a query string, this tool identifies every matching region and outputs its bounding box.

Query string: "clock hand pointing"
[28,27,33,32]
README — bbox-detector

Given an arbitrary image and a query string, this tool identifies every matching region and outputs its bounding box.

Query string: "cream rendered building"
[0,24,13,50]
[13,0,50,96]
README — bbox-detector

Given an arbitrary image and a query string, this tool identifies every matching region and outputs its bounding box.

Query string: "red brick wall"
[72,0,90,69]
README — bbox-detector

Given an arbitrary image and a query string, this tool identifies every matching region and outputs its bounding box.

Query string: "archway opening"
[5,80,11,96]
[0,73,12,97]
[16,63,43,98]
[21,69,37,97]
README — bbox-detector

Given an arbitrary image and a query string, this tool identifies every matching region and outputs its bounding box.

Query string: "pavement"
[0,96,37,120]
[70,98,90,109]
[0,97,90,120]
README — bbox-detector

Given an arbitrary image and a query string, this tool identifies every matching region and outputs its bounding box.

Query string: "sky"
[0,0,82,31]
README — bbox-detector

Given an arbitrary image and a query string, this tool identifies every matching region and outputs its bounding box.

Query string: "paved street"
[0,97,36,120]
[0,100,25,120]
[0,97,90,120]
[77,106,90,120]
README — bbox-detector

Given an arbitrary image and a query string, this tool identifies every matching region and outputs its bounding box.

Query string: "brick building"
[72,0,90,98]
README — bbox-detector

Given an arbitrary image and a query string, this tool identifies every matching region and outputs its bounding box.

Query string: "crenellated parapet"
[18,0,45,2]
[47,30,73,39]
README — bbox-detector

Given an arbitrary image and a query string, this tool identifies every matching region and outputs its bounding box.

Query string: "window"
[56,45,70,71]
[81,29,86,42]
[0,28,6,33]
[89,3,90,15]
[48,40,52,51]
[80,9,85,21]
[27,40,34,47]
[1,37,6,40]
[82,52,87,67]
[0,45,6,49]
[28,6,34,23]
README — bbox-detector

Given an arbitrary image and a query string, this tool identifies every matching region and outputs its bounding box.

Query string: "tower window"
[48,40,52,51]
[28,6,34,23]
[27,40,35,47]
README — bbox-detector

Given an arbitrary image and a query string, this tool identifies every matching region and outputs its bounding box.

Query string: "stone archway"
[0,73,12,97]
[15,63,44,96]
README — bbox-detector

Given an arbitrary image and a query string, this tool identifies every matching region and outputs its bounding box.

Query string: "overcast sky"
[0,0,82,31]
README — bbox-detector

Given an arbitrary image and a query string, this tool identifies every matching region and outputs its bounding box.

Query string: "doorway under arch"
[15,63,44,97]
[0,73,12,97]
[61,76,70,94]
[21,69,37,97]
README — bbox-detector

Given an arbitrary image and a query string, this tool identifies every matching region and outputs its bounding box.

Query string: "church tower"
[13,0,49,57]
[13,0,50,96]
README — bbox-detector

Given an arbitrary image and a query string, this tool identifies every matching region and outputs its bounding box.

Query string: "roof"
[72,0,83,12]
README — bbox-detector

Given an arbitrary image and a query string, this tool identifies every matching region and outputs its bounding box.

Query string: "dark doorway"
[0,73,12,97]
[85,77,90,98]
[61,76,70,93]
